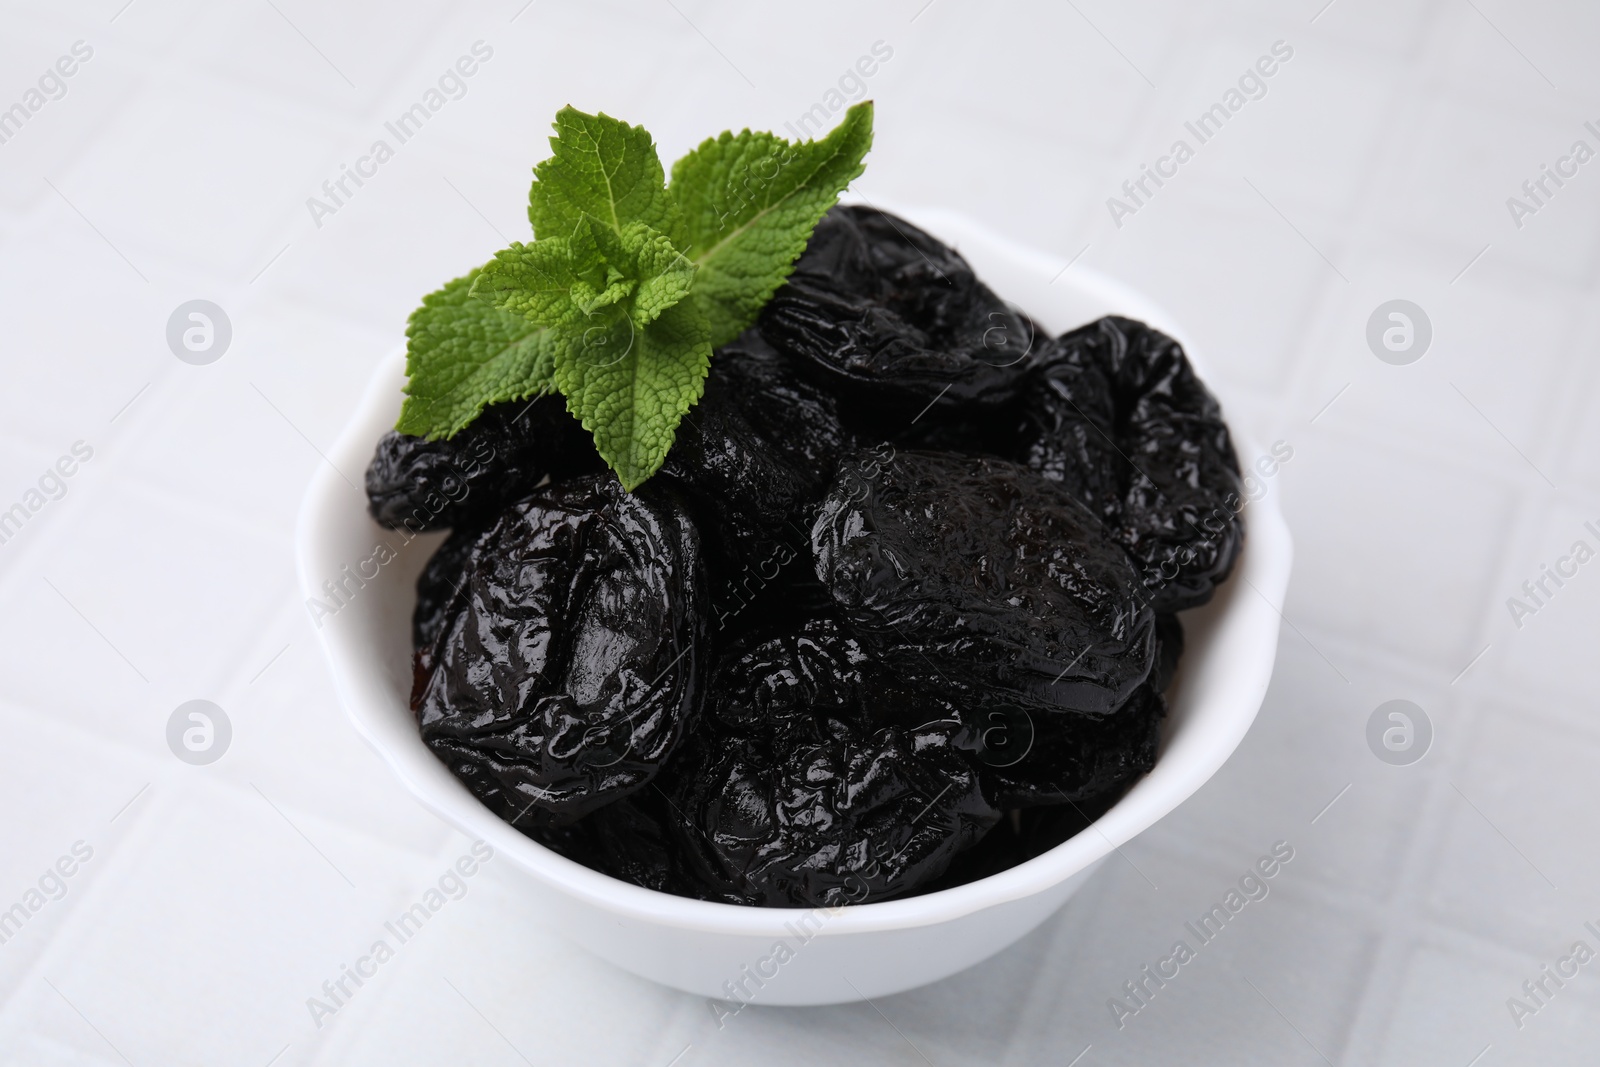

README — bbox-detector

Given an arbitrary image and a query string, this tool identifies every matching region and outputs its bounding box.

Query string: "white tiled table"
[2,1,1597,1063]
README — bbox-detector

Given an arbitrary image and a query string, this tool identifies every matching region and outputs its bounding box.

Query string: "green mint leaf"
[470,240,588,328]
[551,294,711,491]
[399,104,876,489]
[670,100,873,347]
[473,220,693,328]
[468,218,702,488]
[528,106,686,245]
[622,222,696,328]
[395,268,557,440]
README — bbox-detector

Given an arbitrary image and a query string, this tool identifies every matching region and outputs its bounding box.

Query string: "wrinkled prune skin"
[1011,332,1124,523]
[366,395,601,532]
[973,685,1165,810]
[1152,613,1184,694]
[668,620,998,907]
[699,330,858,494]
[661,330,853,555]
[524,792,698,897]
[813,451,1156,717]
[412,524,483,652]
[672,724,994,907]
[927,786,1128,891]
[413,475,706,827]
[760,205,1038,425]
[1017,317,1244,613]
[705,618,869,733]
[660,331,858,643]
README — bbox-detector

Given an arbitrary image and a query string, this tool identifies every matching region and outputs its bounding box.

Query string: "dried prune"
[704,618,869,733]
[366,395,601,532]
[973,685,1164,810]
[812,450,1156,717]
[701,330,858,493]
[413,475,706,827]
[659,331,857,639]
[524,792,698,897]
[760,206,1037,426]
[668,620,998,907]
[927,787,1129,891]
[671,724,994,907]
[661,330,853,554]
[1017,317,1243,613]
[1010,331,1123,523]
[1152,613,1184,694]
[412,524,483,652]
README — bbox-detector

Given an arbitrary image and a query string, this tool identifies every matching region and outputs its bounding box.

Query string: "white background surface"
[1,0,1597,1063]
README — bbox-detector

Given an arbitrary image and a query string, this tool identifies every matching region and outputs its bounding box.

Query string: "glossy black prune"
[524,792,698,897]
[1152,613,1184,694]
[668,620,998,907]
[413,475,706,828]
[412,524,482,652]
[760,205,1038,425]
[661,330,853,553]
[813,450,1156,717]
[704,618,869,733]
[672,725,995,907]
[702,329,858,494]
[1018,317,1244,613]
[973,685,1165,810]
[366,395,601,532]
[1010,331,1124,523]
[926,786,1129,891]
[660,331,857,640]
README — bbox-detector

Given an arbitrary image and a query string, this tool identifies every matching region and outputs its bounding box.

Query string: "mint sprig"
[395,101,874,490]
[673,103,873,347]
[394,269,557,440]
[527,108,687,249]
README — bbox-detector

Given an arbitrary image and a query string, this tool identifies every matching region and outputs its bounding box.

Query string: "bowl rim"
[296,203,1293,938]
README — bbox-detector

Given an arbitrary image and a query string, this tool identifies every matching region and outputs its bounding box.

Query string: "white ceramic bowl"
[296,207,1292,1006]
